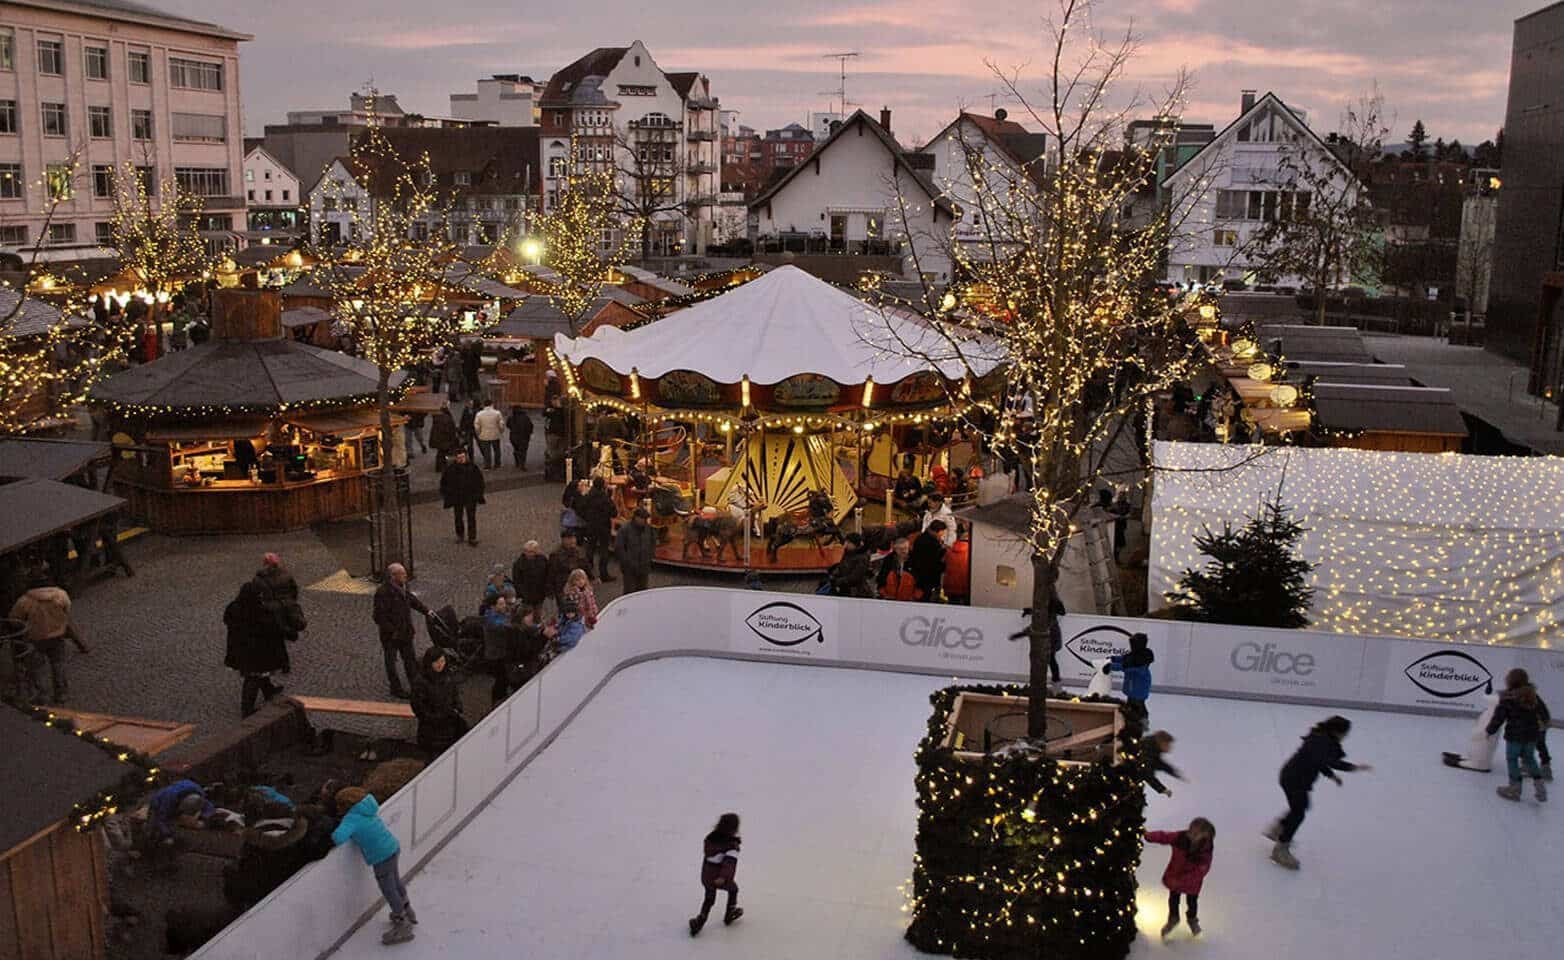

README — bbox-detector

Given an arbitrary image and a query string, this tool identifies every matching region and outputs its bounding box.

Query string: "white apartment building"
[305,157,362,247]
[538,41,718,256]
[0,0,249,259]
[242,143,300,245]
[1164,91,1360,287]
[922,110,1046,254]
[450,74,539,127]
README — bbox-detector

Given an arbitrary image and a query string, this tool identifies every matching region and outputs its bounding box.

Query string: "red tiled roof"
[540,47,629,106]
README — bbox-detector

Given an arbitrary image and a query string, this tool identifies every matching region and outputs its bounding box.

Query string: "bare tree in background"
[612,119,689,261]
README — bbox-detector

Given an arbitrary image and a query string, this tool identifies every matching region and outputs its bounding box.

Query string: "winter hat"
[262,552,282,567]
[334,786,369,811]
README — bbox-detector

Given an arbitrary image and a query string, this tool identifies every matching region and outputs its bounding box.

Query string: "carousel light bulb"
[629,369,641,400]
[741,375,751,408]
[793,424,805,434]
[862,377,875,408]
[1198,303,1216,321]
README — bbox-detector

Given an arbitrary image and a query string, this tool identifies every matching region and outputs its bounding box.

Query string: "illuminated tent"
[1149,441,1564,646]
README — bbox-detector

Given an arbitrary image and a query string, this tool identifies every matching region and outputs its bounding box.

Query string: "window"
[93,164,114,197]
[0,163,21,199]
[263,169,272,181]
[247,188,254,200]
[0,225,25,245]
[0,30,12,71]
[454,171,471,186]
[46,164,72,200]
[322,198,337,212]
[1215,189,1245,220]
[0,100,13,134]
[245,168,254,182]
[171,112,226,142]
[1213,228,1238,247]
[548,156,567,177]
[95,221,113,244]
[264,189,272,202]
[282,189,290,201]
[128,50,150,84]
[131,110,153,140]
[47,223,76,244]
[85,45,109,80]
[169,57,223,91]
[41,102,67,137]
[174,167,229,196]
[89,105,112,138]
[37,40,63,76]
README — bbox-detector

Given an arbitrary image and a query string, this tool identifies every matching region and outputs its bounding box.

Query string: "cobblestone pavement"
[59,479,814,756]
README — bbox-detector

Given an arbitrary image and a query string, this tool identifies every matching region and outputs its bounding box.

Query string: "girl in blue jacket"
[1103,632,1155,730]
[333,787,417,945]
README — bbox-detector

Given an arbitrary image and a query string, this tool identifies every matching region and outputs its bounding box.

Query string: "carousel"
[553,265,1004,572]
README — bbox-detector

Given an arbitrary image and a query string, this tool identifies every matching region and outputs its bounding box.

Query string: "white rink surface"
[330,659,1562,959]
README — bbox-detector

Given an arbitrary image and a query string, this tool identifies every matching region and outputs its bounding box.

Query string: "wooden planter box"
[941,692,1122,765]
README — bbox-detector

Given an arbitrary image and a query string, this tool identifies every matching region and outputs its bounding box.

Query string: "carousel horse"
[764,490,846,561]
[683,507,746,563]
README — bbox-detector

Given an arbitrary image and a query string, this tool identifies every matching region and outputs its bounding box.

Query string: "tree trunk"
[374,369,408,574]
[1026,552,1060,739]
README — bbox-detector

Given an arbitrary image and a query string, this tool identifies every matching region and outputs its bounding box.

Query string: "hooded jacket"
[331,794,400,866]
[700,831,741,887]
[1106,635,1155,702]
[1145,830,1214,895]
[1487,687,1551,743]
[1280,727,1358,790]
[224,580,290,675]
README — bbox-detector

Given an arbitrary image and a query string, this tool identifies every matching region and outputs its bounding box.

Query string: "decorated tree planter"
[906,685,1146,960]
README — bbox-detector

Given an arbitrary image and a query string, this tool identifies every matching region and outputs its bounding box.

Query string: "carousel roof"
[554,265,1002,385]
[90,338,403,414]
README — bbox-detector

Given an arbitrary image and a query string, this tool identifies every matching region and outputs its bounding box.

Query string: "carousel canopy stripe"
[554,265,1003,386]
[0,478,124,556]
[0,439,111,480]
[89,339,404,412]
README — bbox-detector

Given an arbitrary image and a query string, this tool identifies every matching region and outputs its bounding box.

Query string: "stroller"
[424,605,483,672]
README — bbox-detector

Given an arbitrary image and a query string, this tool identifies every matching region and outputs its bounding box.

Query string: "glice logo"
[900,616,982,650]
[1064,624,1133,667]
[744,602,824,647]
[1230,641,1316,676]
[1404,650,1493,699]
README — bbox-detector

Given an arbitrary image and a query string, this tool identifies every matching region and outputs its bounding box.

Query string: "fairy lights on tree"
[535,138,641,336]
[108,160,219,343]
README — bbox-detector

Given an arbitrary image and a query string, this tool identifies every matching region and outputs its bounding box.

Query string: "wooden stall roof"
[90,339,401,411]
[1312,383,1469,437]
[281,306,333,328]
[285,408,402,435]
[0,439,111,480]
[390,391,447,414]
[43,708,194,756]
[142,419,271,442]
[0,704,130,857]
[1283,360,1413,387]
[1256,323,1373,364]
[0,479,124,555]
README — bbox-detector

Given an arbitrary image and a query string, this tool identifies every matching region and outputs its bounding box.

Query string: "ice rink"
[330,658,1562,959]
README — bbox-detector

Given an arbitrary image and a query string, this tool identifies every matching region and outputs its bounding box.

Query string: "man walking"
[9,574,81,703]
[507,404,534,470]
[614,508,658,594]
[372,563,426,699]
[440,451,486,546]
[473,400,505,469]
[428,405,459,473]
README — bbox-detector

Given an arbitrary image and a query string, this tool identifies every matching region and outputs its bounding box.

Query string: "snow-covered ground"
[329,658,1561,959]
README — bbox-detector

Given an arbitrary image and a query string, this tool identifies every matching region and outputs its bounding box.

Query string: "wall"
[189,586,1564,960]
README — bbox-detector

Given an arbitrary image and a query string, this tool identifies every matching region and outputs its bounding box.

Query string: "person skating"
[689,812,743,936]
[473,400,505,469]
[614,508,658,594]
[1141,730,1185,797]
[439,451,486,546]
[373,563,427,699]
[507,404,534,469]
[223,578,290,717]
[331,786,418,945]
[1103,632,1154,731]
[1147,817,1214,940]
[1488,668,1550,802]
[1265,716,1372,869]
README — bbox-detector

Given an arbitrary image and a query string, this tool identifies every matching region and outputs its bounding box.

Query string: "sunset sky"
[164,0,1540,148]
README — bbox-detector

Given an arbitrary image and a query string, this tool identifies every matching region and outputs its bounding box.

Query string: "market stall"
[553,265,1004,571]
[89,288,404,535]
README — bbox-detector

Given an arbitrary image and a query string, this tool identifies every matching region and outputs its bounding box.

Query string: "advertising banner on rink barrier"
[1055,615,1190,688]
[1379,638,1564,714]
[728,593,842,660]
[1181,624,1371,702]
[855,603,1029,677]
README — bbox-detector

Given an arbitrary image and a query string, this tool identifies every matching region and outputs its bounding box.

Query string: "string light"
[16,702,160,832]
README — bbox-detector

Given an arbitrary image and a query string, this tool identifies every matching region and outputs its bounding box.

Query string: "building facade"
[0,0,248,260]
[242,142,300,245]
[759,122,812,174]
[538,41,718,256]
[1489,1,1564,399]
[449,74,539,127]
[921,110,1046,253]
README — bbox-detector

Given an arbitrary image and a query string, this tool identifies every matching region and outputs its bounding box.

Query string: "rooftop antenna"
[821,52,861,120]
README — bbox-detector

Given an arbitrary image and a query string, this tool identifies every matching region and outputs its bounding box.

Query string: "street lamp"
[519,237,543,264]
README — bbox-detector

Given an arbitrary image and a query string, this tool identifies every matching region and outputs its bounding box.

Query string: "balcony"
[686,129,716,142]
[198,195,248,211]
[687,193,717,207]
[688,161,716,175]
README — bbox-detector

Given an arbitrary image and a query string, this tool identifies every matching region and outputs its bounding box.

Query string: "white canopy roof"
[553,265,1003,385]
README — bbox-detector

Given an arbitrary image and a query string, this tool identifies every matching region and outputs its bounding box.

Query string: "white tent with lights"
[1149,441,1564,646]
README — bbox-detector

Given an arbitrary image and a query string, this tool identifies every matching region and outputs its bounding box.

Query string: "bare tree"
[534,139,641,335]
[612,119,689,261]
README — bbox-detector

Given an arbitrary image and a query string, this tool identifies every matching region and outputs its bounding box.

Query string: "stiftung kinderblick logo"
[744,602,824,647]
[1064,624,1133,667]
[1404,650,1493,699]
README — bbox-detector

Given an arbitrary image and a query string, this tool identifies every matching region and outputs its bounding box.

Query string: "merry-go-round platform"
[652,525,844,575]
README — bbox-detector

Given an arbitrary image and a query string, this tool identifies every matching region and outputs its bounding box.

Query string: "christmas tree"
[1167,497,1315,628]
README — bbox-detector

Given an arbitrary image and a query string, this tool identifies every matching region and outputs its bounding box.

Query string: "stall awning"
[142,420,271,442]
[0,439,111,481]
[0,479,124,555]
[389,391,447,414]
[285,408,398,436]
[282,306,333,328]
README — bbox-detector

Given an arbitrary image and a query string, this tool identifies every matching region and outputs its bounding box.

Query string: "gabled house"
[1163,91,1363,288]
[921,110,1047,252]
[243,143,303,246]
[748,109,957,281]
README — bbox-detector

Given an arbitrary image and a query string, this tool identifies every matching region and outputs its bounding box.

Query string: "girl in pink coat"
[1145,817,1215,940]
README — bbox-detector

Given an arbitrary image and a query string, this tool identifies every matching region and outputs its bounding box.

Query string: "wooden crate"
[941,692,1122,765]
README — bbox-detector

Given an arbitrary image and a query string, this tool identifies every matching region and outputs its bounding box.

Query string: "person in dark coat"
[1146,817,1215,940]
[1488,667,1550,802]
[507,404,534,469]
[461,341,481,397]
[547,532,587,605]
[428,407,459,472]
[1265,716,1371,869]
[373,563,426,698]
[439,451,486,546]
[511,540,551,618]
[254,553,306,641]
[457,404,477,459]
[577,476,618,582]
[829,533,875,598]
[410,647,467,757]
[224,579,290,717]
[614,508,658,594]
[688,812,742,936]
[907,522,948,601]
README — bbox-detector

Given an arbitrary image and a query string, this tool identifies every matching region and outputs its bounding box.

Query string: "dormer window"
[454,172,472,186]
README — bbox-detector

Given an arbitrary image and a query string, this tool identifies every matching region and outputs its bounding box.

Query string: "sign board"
[729,595,839,659]
[1055,617,1187,688]
[1181,624,1367,700]
[858,605,1027,673]
[1376,640,1564,713]
[772,373,840,408]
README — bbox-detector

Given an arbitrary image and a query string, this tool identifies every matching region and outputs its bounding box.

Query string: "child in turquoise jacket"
[333,787,417,945]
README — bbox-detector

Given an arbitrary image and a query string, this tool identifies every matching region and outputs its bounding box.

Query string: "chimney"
[880,107,892,132]
[1241,89,1257,114]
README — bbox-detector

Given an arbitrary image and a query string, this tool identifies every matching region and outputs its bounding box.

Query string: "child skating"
[1145,817,1215,940]
[1103,632,1154,731]
[1488,668,1550,802]
[1141,730,1184,797]
[332,787,418,945]
[689,812,743,936]
[1265,716,1371,869]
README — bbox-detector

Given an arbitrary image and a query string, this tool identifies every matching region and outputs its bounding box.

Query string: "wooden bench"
[289,695,414,720]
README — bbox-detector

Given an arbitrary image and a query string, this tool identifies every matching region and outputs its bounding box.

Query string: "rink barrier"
[189,588,1564,960]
